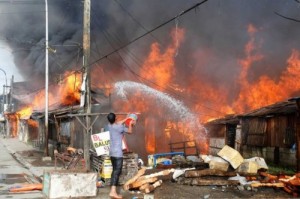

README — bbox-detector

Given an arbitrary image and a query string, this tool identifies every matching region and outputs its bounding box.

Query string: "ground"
[0,138,294,199]
[152,181,291,199]
[96,180,292,199]
[96,169,293,199]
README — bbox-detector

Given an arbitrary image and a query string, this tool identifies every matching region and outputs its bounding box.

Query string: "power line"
[90,1,226,115]
[0,11,44,14]
[274,11,300,23]
[89,0,209,67]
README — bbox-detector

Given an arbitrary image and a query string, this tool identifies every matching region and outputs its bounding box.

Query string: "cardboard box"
[217,145,244,169]
[209,156,229,171]
[237,161,258,174]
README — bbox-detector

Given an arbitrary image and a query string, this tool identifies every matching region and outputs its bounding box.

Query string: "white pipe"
[45,0,49,155]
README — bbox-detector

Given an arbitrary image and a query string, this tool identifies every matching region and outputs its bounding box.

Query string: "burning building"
[0,1,300,163]
[206,99,300,169]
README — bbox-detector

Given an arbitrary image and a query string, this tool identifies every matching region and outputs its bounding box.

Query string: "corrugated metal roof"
[206,98,299,125]
[205,114,239,125]
[242,100,297,117]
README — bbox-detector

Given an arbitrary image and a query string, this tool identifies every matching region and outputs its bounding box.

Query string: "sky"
[0,41,24,94]
[0,0,300,118]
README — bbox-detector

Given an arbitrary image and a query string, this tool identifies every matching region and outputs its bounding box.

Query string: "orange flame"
[145,118,156,154]
[141,28,185,90]
[233,24,300,113]
[17,106,33,119]
[17,71,82,116]
[28,119,38,128]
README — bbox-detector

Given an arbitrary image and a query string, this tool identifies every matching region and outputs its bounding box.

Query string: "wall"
[209,137,225,155]
[241,145,296,168]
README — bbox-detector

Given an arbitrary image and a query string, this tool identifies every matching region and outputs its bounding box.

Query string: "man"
[107,112,135,199]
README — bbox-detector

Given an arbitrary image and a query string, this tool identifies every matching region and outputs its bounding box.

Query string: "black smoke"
[0,0,300,101]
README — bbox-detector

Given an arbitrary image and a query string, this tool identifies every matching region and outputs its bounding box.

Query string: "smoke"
[0,0,300,108]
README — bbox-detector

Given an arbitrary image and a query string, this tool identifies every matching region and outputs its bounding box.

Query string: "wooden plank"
[123,167,146,190]
[251,182,284,188]
[177,177,239,186]
[144,180,162,193]
[185,169,237,178]
[138,169,174,181]
[139,183,150,191]
[129,177,158,189]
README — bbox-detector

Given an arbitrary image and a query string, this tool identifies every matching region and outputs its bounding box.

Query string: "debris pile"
[54,147,84,170]
[172,145,298,196]
[123,167,174,194]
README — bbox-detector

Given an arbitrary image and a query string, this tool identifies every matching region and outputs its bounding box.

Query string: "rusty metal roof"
[241,100,297,117]
[206,98,299,125]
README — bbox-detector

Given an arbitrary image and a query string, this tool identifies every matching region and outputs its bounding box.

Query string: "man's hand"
[129,119,136,126]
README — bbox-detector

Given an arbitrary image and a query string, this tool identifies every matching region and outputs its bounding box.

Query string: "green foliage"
[267,163,296,176]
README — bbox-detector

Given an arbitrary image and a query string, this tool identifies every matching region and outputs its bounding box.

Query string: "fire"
[28,119,38,128]
[145,118,156,154]
[140,28,185,90]
[59,72,82,105]
[233,25,300,113]
[17,71,82,115]
[13,23,300,158]
[112,24,300,156]
[113,28,208,154]
[17,106,33,119]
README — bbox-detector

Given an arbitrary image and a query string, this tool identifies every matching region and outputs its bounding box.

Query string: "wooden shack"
[206,99,300,169]
[241,100,298,168]
[205,115,239,155]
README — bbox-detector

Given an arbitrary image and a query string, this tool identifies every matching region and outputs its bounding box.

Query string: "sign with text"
[91,131,127,156]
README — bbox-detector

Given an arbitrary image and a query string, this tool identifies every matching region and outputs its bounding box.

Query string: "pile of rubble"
[123,167,174,194]
[172,145,300,197]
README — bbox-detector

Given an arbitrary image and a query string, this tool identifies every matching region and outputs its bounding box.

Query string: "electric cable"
[88,0,209,67]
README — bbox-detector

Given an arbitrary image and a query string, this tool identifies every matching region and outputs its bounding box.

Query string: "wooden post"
[289,97,300,172]
[83,0,91,170]
[295,99,300,172]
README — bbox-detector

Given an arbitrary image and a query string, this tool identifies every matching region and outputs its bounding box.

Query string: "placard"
[91,131,127,156]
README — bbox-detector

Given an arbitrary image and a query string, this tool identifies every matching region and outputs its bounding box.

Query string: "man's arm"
[117,118,128,124]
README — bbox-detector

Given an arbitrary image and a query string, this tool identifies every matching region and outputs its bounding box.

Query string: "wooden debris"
[185,169,237,178]
[256,172,300,196]
[9,183,43,192]
[129,177,158,189]
[177,177,239,186]
[123,167,146,190]
[251,182,285,188]
[144,180,163,193]
[123,168,174,193]
[139,183,150,191]
[138,169,174,181]
[258,171,278,181]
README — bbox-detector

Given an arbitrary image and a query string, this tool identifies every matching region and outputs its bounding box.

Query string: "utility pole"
[45,0,49,156]
[83,0,91,170]
[9,75,13,112]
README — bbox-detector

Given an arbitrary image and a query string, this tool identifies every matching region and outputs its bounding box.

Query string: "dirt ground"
[97,168,293,199]
[152,181,291,199]
[97,179,292,199]
[13,148,294,199]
